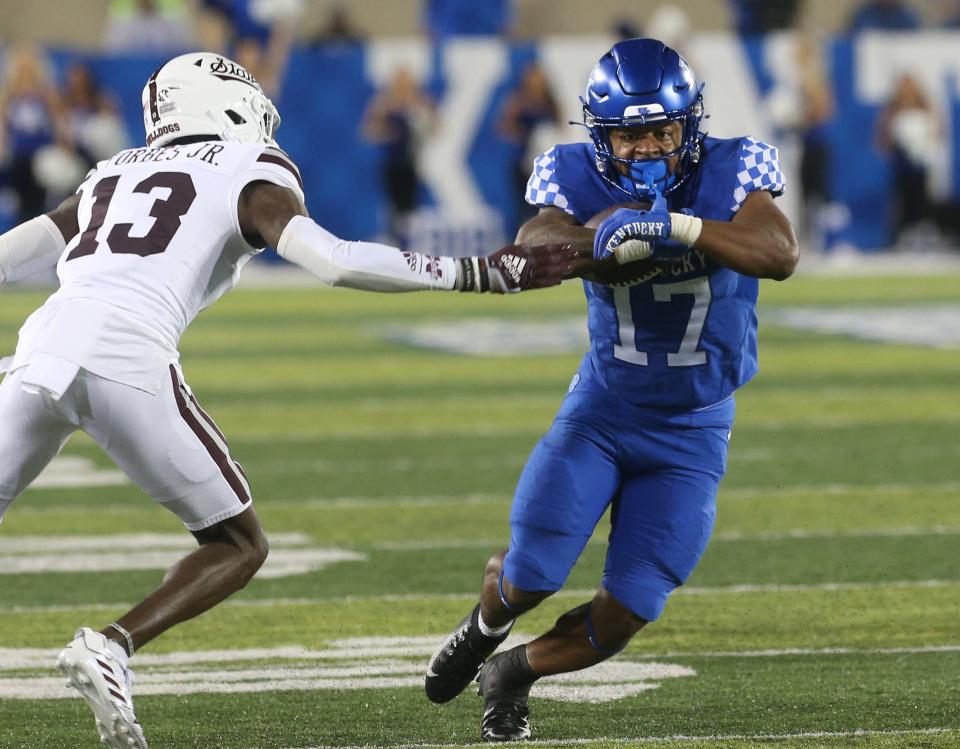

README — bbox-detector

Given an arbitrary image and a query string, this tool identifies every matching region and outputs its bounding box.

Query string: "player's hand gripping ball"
[583,202,665,287]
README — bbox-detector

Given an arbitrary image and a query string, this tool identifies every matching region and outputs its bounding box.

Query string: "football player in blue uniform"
[424,38,798,741]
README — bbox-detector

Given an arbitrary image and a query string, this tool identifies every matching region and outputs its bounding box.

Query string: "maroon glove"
[456,244,591,293]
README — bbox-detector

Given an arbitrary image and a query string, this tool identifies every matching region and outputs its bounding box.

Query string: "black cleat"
[477,645,537,742]
[425,604,511,704]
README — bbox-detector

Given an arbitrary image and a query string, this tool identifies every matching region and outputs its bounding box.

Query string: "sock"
[502,643,538,685]
[477,607,513,638]
[105,638,130,669]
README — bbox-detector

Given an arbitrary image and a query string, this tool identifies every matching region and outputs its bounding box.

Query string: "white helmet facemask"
[143,53,281,149]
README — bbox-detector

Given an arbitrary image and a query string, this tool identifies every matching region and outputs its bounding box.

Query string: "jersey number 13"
[67,172,197,261]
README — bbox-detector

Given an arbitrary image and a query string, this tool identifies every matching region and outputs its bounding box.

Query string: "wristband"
[456,257,489,293]
[613,239,653,264]
[669,212,703,247]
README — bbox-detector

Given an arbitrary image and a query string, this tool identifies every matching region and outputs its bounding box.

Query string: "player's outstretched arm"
[0,194,79,284]
[239,181,585,293]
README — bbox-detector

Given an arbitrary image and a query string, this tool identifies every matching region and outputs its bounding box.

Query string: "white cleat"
[56,627,148,749]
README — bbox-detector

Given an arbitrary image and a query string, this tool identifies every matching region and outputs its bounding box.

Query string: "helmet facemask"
[583,95,704,200]
[580,39,706,200]
[209,91,281,147]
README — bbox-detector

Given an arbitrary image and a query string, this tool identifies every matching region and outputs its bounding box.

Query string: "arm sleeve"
[0,215,66,284]
[276,215,458,292]
[525,147,574,215]
[731,136,786,213]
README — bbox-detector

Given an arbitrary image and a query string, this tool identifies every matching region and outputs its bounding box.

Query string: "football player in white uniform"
[0,53,590,749]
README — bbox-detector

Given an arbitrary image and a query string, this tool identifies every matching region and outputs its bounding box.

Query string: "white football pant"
[0,363,251,530]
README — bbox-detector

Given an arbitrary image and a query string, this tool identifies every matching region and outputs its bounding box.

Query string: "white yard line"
[10,480,960,515]
[225,413,960,443]
[372,525,960,550]
[0,534,364,579]
[227,442,960,473]
[280,728,956,749]
[712,525,960,541]
[0,532,311,552]
[266,480,960,508]
[717,481,960,500]
[0,659,695,702]
[2,579,957,615]
[4,641,958,673]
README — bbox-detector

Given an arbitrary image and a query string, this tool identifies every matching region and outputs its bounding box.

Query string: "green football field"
[0,272,958,749]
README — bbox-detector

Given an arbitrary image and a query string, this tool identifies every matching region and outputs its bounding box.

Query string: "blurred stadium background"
[0,2,958,749]
[1,0,960,255]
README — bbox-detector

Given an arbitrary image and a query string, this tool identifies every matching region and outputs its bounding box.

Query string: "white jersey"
[11,140,304,394]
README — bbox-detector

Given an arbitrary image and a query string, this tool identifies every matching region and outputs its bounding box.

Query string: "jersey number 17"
[613,277,711,367]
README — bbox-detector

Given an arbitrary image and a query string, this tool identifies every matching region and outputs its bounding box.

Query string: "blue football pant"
[503,382,733,621]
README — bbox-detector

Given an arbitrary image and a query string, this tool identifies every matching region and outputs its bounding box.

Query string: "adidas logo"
[499,254,527,284]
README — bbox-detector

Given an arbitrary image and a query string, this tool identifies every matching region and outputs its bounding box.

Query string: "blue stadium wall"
[36,33,960,252]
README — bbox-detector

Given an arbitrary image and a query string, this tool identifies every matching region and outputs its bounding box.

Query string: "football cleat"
[477,648,535,742]
[425,604,511,704]
[56,627,148,749]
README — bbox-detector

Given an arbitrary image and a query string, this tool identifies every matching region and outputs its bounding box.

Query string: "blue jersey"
[525,136,785,409]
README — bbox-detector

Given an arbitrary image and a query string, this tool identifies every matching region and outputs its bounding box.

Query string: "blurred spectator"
[423,0,514,41]
[644,5,692,57]
[103,0,194,53]
[611,18,643,41]
[848,0,921,32]
[362,68,436,247]
[232,36,284,99]
[499,62,560,226]
[0,44,69,224]
[875,74,939,246]
[796,38,835,248]
[199,0,302,98]
[937,0,960,27]
[730,0,800,34]
[62,62,129,167]
[200,0,302,46]
[307,4,365,47]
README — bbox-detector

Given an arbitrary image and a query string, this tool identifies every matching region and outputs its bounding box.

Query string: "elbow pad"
[276,215,456,292]
[0,215,66,284]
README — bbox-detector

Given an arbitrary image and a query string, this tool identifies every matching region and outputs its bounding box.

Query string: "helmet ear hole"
[225,109,247,125]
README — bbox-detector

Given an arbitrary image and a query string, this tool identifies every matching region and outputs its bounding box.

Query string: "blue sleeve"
[525,147,575,216]
[731,136,785,213]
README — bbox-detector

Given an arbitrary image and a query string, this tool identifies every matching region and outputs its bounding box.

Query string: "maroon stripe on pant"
[169,366,249,505]
[189,391,228,444]
[256,152,303,190]
[187,390,249,490]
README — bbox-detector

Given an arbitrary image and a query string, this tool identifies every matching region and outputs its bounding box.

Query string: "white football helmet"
[142,52,281,149]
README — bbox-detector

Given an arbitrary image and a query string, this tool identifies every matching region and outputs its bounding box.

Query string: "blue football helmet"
[582,38,705,198]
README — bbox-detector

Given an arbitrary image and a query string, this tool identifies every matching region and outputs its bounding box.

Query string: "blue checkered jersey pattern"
[731,137,785,212]
[525,147,574,215]
[525,135,785,408]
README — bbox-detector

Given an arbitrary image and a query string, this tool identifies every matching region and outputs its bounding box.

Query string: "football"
[584,201,665,287]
